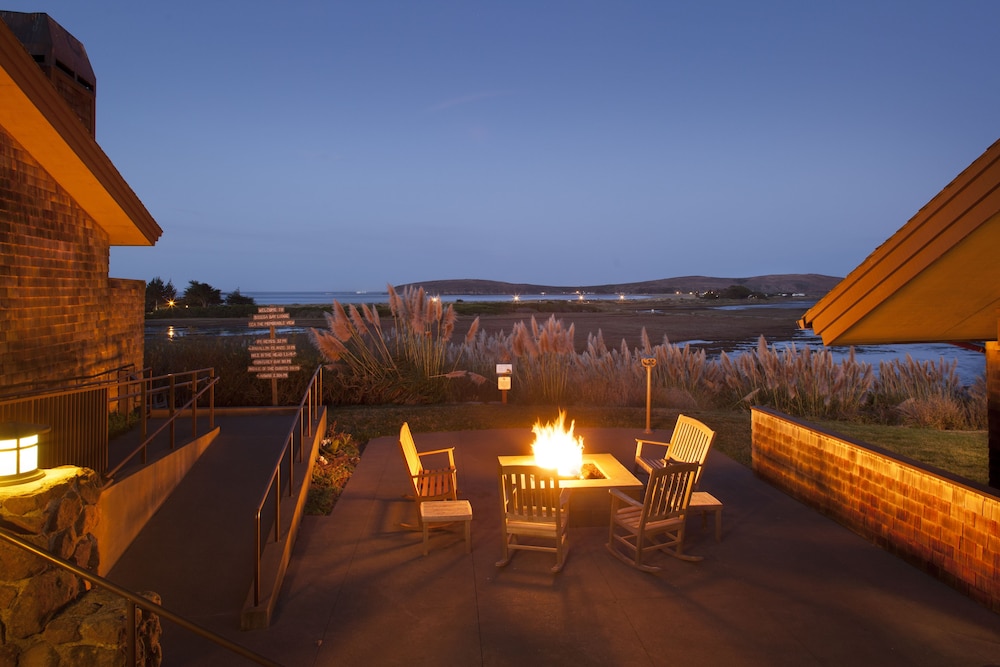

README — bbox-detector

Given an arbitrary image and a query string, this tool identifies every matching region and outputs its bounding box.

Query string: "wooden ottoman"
[420,499,473,555]
[690,491,723,541]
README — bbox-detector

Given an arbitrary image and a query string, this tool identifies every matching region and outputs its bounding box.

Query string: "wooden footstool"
[689,491,723,541]
[420,500,473,555]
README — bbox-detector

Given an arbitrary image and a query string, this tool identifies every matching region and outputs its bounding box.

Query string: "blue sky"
[7,1,999,292]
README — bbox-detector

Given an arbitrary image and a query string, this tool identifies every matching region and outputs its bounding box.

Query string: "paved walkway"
[110,421,1000,666]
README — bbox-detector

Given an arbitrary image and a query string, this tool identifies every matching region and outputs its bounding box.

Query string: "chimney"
[0,11,96,136]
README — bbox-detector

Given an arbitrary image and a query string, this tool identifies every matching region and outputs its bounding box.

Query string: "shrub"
[873,356,982,429]
[305,423,360,515]
[145,333,323,407]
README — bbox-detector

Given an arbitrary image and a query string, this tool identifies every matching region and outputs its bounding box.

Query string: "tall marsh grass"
[150,290,986,430]
[312,291,986,428]
[310,285,482,404]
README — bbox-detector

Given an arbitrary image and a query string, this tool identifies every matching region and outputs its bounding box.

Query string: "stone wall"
[751,406,1000,614]
[0,128,144,393]
[0,466,161,665]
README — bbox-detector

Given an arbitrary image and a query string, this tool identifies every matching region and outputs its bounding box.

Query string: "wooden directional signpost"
[248,306,301,405]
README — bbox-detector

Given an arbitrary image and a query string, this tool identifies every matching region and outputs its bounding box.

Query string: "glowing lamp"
[0,422,49,486]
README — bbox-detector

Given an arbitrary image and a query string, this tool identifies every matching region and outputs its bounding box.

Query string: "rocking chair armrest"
[417,447,456,467]
[634,438,671,461]
[608,487,642,509]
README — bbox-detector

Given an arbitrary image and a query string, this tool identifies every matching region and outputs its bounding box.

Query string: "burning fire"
[531,411,584,478]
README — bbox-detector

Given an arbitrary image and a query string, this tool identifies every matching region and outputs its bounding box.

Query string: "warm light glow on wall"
[0,423,48,485]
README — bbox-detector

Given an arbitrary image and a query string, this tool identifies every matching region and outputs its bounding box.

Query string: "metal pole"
[642,357,656,434]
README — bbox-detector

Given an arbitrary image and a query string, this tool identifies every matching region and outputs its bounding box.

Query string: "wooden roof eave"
[799,139,1000,346]
[0,20,161,246]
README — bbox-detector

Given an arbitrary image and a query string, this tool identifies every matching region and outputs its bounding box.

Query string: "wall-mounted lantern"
[0,422,49,486]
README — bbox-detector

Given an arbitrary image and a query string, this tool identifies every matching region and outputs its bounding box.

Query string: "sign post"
[496,363,512,405]
[248,306,301,405]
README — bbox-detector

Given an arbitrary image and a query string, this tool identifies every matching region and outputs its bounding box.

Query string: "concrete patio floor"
[111,419,1000,666]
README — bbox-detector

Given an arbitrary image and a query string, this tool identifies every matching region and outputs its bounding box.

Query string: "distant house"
[0,12,161,393]
[799,138,1000,487]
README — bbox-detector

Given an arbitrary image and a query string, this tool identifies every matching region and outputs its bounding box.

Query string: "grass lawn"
[327,403,990,487]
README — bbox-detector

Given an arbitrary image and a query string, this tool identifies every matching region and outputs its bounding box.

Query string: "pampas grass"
[310,285,480,404]
[308,304,987,430]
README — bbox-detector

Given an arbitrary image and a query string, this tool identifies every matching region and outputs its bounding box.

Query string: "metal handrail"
[0,363,140,400]
[0,526,281,666]
[252,365,324,607]
[104,368,218,482]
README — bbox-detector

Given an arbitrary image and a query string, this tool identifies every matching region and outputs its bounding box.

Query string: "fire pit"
[498,410,642,525]
[579,463,605,480]
[530,411,585,478]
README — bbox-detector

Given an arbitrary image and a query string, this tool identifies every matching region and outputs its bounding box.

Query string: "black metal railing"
[105,368,219,482]
[252,365,324,607]
[0,526,281,666]
[1,367,218,480]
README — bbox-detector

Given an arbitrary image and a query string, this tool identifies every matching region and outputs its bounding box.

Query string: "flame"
[531,410,584,477]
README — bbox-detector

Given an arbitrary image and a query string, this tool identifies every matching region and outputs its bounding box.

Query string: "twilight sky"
[8,1,1000,293]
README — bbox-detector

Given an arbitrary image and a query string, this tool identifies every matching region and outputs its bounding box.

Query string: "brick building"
[0,12,161,393]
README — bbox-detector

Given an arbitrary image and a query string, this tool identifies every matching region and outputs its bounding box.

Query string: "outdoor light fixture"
[0,422,49,486]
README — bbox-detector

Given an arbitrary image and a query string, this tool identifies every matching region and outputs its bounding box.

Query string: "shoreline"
[145,301,811,351]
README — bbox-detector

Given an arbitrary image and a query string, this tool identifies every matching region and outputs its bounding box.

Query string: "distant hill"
[396,274,842,297]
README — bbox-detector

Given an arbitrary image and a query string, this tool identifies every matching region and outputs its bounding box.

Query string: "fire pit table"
[497,454,643,526]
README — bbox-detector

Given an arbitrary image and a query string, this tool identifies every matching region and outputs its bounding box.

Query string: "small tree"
[145,277,177,311]
[225,288,256,306]
[181,280,223,308]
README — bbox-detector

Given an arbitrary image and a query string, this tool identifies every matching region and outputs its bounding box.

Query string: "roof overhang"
[799,139,1000,346]
[0,18,161,245]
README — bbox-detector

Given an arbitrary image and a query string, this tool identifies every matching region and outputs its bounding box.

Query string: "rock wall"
[0,466,161,665]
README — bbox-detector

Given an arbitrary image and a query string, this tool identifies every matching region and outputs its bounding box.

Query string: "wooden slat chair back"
[606,462,702,572]
[495,465,570,573]
[398,422,458,529]
[634,414,716,487]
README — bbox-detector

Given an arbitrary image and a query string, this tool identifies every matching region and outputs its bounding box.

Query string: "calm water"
[151,293,987,385]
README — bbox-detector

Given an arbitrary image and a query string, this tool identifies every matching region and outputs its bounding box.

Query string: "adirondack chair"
[606,462,702,572]
[634,414,724,540]
[496,464,571,573]
[398,422,458,529]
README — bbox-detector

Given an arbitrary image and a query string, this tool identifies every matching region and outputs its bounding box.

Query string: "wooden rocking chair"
[496,464,571,573]
[634,414,715,478]
[606,462,701,572]
[398,422,458,530]
[634,414,724,541]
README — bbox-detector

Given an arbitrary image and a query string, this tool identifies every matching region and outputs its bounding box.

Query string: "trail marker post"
[248,306,300,406]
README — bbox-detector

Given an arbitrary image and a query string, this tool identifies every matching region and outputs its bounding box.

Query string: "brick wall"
[0,128,144,393]
[751,406,1000,613]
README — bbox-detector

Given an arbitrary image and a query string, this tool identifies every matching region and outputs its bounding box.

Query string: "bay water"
[151,292,986,386]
